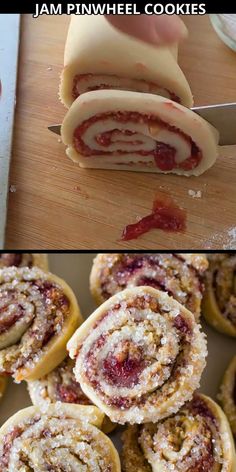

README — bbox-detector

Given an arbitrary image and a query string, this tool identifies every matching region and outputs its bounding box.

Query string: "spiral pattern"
[122,394,236,472]
[0,267,82,381]
[218,356,236,437]
[90,253,208,320]
[0,404,120,471]
[202,254,236,337]
[0,254,48,270]
[68,286,207,424]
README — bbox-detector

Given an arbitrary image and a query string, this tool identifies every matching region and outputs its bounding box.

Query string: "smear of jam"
[121,194,186,241]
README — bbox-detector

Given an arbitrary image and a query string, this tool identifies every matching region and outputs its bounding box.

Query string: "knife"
[48,102,236,146]
[0,14,21,248]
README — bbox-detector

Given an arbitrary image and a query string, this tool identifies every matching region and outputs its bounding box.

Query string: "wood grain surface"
[5,14,236,249]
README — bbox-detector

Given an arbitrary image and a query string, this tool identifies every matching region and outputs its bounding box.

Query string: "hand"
[105,15,188,46]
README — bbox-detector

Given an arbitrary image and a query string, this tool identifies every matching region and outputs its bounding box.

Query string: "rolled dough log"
[60,15,193,108]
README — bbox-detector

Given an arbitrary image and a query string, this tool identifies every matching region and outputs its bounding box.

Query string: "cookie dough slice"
[62,90,219,176]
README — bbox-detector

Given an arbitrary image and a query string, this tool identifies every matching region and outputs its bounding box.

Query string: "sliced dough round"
[60,15,193,108]
[61,90,219,176]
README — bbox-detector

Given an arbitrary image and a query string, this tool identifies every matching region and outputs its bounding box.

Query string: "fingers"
[105,15,188,46]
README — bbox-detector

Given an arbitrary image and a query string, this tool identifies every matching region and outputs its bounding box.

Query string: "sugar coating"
[0,267,70,380]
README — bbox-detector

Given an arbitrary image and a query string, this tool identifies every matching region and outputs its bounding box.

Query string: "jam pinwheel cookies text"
[122,393,236,472]
[61,90,219,176]
[60,15,193,108]
[218,356,236,437]
[27,356,115,433]
[90,253,208,319]
[202,254,236,337]
[0,253,48,270]
[68,286,207,425]
[0,404,121,471]
[0,267,82,382]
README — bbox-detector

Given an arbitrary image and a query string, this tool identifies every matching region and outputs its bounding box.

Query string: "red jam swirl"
[72,74,181,103]
[73,111,202,172]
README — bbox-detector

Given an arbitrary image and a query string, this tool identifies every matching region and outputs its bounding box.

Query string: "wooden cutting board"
[5,15,236,249]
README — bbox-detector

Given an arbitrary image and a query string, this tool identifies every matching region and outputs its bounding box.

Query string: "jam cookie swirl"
[68,286,207,424]
[0,253,48,270]
[27,357,116,433]
[0,404,120,471]
[122,393,236,472]
[0,267,82,382]
[90,253,208,320]
[218,356,236,437]
[61,90,219,176]
[60,15,192,108]
[202,254,236,337]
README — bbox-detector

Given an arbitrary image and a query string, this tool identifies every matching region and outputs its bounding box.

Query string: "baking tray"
[0,253,235,454]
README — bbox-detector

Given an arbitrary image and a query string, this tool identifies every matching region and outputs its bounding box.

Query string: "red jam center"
[121,195,186,241]
[102,343,144,388]
[73,111,202,172]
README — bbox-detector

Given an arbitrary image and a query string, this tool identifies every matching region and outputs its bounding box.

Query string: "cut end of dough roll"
[61,90,219,177]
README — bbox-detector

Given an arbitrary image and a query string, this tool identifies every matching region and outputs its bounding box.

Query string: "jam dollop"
[121,194,186,241]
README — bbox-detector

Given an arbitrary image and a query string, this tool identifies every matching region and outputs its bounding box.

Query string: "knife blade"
[48,102,236,146]
[0,14,21,249]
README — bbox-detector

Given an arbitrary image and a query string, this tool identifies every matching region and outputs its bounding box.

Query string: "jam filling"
[103,341,145,388]
[121,195,186,241]
[72,73,181,103]
[73,111,202,171]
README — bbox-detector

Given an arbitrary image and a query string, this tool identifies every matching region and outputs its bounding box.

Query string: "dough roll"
[218,355,236,437]
[90,253,208,320]
[27,356,116,433]
[202,254,236,337]
[61,90,219,176]
[68,286,207,425]
[122,393,236,472]
[60,15,193,108]
[0,404,120,471]
[0,253,49,270]
[0,266,83,382]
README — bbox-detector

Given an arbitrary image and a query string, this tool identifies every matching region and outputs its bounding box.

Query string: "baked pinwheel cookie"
[90,253,208,319]
[202,253,236,337]
[0,253,48,270]
[122,393,236,472]
[218,355,236,436]
[61,90,219,176]
[0,404,120,471]
[60,15,193,108]
[28,356,115,433]
[68,286,207,424]
[0,267,82,382]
